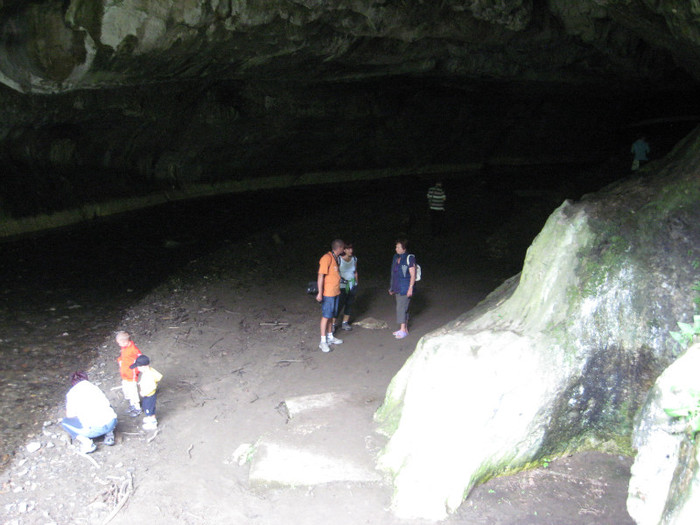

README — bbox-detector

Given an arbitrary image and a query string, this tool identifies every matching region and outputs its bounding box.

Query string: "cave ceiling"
[0,0,698,92]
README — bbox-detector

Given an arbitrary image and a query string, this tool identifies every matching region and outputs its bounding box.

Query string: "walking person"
[426,181,446,236]
[630,136,650,171]
[336,242,359,331]
[316,239,345,352]
[389,237,417,339]
[130,355,163,431]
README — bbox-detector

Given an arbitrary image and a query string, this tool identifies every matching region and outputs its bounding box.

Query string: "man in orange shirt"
[116,331,142,416]
[316,239,345,353]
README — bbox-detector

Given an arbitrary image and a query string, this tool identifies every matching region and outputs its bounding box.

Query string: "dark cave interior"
[1,74,699,220]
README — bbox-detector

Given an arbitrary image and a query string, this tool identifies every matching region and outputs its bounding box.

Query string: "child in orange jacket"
[116,331,142,416]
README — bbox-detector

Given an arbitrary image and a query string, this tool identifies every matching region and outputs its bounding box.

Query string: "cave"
[0,1,699,222]
[2,1,700,523]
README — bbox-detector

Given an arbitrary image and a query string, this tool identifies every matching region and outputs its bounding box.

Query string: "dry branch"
[102,471,133,525]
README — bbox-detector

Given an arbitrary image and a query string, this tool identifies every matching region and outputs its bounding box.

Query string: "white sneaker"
[142,416,158,431]
[327,334,343,345]
[319,341,331,352]
[75,435,96,454]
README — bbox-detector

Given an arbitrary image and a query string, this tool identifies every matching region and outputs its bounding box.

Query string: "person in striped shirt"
[426,181,446,236]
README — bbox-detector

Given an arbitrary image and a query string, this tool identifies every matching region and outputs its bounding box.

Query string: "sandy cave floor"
[0,175,635,524]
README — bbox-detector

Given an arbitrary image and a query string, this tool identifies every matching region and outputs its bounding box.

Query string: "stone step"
[247,392,384,488]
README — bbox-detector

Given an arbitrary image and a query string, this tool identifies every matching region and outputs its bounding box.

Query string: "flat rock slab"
[282,392,350,418]
[249,441,382,486]
[248,391,384,487]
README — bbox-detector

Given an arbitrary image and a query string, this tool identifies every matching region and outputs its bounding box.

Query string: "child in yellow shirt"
[129,355,163,430]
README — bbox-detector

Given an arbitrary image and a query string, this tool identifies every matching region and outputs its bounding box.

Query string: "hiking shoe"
[341,322,352,331]
[327,334,343,345]
[103,431,115,446]
[319,341,331,353]
[128,406,141,417]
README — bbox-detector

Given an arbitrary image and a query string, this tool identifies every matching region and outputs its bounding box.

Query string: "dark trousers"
[142,393,157,416]
[429,209,445,236]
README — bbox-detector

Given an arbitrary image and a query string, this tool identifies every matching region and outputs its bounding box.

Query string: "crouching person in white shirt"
[61,371,118,454]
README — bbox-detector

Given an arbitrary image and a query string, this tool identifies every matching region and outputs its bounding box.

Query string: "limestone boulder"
[628,342,700,525]
[375,128,700,520]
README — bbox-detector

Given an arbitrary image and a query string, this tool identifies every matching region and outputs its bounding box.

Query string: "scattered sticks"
[275,357,311,367]
[101,471,133,525]
[178,379,214,400]
[259,321,289,331]
[209,337,225,349]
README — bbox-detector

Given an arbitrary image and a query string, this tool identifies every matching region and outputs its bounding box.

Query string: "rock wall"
[0,77,631,219]
[375,128,700,520]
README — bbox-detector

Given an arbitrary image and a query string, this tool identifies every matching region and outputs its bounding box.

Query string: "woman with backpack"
[389,237,417,339]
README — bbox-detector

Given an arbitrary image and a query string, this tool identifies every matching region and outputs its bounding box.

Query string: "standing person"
[316,239,345,353]
[630,136,650,171]
[61,371,118,454]
[426,181,446,236]
[130,355,163,431]
[336,242,359,331]
[388,237,416,339]
[115,331,142,416]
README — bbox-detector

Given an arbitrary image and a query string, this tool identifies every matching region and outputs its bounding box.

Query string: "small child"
[116,331,142,416]
[129,354,163,430]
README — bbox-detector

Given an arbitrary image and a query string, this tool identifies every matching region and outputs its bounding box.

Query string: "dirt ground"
[0,174,635,524]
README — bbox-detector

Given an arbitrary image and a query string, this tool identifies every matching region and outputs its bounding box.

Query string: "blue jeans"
[321,295,340,319]
[61,417,117,440]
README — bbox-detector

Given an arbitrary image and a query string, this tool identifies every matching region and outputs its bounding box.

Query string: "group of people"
[316,236,417,352]
[316,240,359,352]
[60,182,442,451]
[60,331,162,454]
